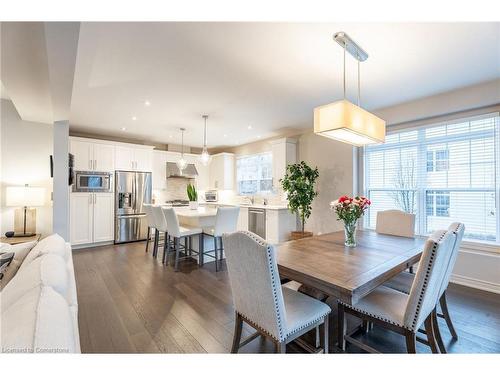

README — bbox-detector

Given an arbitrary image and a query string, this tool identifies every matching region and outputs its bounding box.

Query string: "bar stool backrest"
[151,205,168,232]
[214,207,240,237]
[162,207,181,238]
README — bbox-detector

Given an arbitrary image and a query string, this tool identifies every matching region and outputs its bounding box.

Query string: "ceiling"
[14,22,500,147]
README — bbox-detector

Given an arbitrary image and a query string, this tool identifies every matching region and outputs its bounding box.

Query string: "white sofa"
[0,234,80,353]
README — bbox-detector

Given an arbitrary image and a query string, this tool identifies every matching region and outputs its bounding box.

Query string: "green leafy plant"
[280,161,319,233]
[187,183,198,202]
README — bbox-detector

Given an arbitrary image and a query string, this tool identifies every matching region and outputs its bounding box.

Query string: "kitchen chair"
[376,209,416,238]
[383,222,465,353]
[151,205,170,260]
[223,231,331,354]
[338,229,456,353]
[162,207,202,271]
[143,204,155,253]
[202,207,240,272]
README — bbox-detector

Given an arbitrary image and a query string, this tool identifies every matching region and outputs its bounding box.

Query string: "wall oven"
[73,171,112,192]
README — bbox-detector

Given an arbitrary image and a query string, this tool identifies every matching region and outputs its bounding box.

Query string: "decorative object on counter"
[176,127,188,172]
[199,115,211,166]
[280,161,319,240]
[187,183,199,210]
[330,195,371,247]
[6,185,46,237]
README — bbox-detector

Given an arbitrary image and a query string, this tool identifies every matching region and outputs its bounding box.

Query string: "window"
[236,152,273,195]
[364,113,500,243]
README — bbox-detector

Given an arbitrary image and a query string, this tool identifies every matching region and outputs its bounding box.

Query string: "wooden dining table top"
[276,230,426,304]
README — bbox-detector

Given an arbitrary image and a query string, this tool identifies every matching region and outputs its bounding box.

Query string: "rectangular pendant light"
[314,99,386,146]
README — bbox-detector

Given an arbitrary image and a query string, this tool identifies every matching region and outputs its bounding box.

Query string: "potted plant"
[187,183,198,210]
[280,161,319,240]
[330,195,371,247]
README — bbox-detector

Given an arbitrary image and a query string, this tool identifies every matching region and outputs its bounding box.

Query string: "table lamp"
[6,185,45,237]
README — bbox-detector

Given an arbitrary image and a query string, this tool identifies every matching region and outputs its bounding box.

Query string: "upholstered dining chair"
[376,209,416,238]
[162,207,202,271]
[202,207,240,271]
[383,222,465,353]
[223,231,331,353]
[151,205,169,260]
[338,229,456,353]
[143,204,155,254]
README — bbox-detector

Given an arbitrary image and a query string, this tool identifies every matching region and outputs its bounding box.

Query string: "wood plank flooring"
[73,241,500,353]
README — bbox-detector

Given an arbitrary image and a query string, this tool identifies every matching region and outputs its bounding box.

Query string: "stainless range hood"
[166,162,198,178]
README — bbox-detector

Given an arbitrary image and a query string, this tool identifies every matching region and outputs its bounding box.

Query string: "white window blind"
[236,152,273,195]
[363,113,500,243]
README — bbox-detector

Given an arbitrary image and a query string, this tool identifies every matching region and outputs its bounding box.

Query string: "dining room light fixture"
[176,128,188,171]
[199,115,211,166]
[314,32,385,146]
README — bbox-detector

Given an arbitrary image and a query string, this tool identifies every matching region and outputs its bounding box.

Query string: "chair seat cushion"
[341,286,410,329]
[179,225,202,236]
[383,271,414,294]
[282,286,331,339]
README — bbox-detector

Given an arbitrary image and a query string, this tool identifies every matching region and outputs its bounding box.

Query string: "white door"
[134,148,152,172]
[115,146,135,171]
[70,193,93,245]
[70,139,93,171]
[93,193,115,242]
[93,143,115,172]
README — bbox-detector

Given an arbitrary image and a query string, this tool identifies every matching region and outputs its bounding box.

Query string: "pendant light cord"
[203,116,207,148]
[181,128,184,157]
[357,58,361,106]
[343,41,346,100]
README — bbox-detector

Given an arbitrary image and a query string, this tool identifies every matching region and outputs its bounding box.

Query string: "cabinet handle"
[94,194,97,204]
[94,159,97,170]
[89,159,92,170]
[89,194,92,204]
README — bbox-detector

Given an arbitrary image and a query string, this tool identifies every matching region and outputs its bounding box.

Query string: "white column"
[53,120,70,240]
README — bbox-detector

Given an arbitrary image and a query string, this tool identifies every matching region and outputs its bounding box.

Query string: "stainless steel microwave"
[73,171,112,192]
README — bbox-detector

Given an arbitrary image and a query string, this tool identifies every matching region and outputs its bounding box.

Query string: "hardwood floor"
[74,241,500,353]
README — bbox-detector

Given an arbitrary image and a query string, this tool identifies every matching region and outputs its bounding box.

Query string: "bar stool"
[162,207,203,271]
[143,204,155,253]
[202,207,240,272]
[151,205,169,260]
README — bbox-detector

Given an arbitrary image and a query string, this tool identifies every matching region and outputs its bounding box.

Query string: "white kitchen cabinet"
[209,153,235,190]
[115,145,153,172]
[237,207,248,231]
[152,150,167,190]
[93,193,115,242]
[270,138,297,189]
[265,208,296,244]
[70,192,114,246]
[70,138,115,172]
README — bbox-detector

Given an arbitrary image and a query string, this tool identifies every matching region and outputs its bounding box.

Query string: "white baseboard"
[72,240,114,250]
[450,274,500,294]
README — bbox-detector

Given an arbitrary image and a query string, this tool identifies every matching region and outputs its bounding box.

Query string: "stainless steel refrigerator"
[115,171,152,243]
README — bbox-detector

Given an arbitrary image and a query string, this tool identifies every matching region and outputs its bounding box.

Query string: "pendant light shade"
[199,115,211,166]
[314,32,385,146]
[176,128,187,171]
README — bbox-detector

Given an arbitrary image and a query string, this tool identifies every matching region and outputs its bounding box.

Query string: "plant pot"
[290,231,313,240]
[189,201,199,210]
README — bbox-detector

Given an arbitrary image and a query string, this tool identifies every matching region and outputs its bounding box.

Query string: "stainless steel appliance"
[115,171,152,243]
[73,171,112,192]
[248,208,266,239]
[166,162,198,178]
[205,190,218,202]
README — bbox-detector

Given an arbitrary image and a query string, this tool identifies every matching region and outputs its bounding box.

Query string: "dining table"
[276,230,426,305]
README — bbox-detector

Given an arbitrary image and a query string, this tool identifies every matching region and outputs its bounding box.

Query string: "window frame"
[236,151,274,196]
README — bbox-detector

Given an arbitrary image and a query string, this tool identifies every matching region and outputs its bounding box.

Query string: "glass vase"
[344,220,357,247]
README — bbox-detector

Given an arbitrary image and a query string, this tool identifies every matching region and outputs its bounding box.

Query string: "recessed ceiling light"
[132,116,137,121]
[169,135,173,138]
[144,100,151,106]
[247,125,252,130]
[223,134,228,138]
[121,127,127,131]
[257,135,261,139]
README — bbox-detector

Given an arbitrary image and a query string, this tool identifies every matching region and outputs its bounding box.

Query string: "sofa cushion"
[1,285,76,353]
[22,234,67,268]
[0,240,38,291]
[1,254,69,309]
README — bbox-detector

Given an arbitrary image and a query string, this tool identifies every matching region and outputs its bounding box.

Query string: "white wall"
[0,99,53,236]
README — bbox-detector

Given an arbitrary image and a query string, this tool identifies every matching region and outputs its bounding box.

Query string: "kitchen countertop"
[170,206,218,217]
[200,202,290,211]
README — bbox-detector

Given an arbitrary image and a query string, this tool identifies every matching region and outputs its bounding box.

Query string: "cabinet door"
[70,193,93,245]
[134,148,153,172]
[93,143,115,172]
[222,154,235,190]
[209,155,222,189]
[237,207,248,231]
[70,139,93,171]
[93,193,115,242]
[152,151,167,190]
[115,146,135,171]
[194,159,210,192]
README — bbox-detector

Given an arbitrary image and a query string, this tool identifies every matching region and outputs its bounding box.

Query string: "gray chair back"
[223,231,287,342]
[438,222,465,297]
[376,210,415,238]
[214,207,240,237]
[403,229,456,330]
[162,207,181,238]
[151,205,168,232]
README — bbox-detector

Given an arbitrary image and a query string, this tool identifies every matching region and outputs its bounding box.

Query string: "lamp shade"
[314,99,385,146]
[6,186,46,207]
